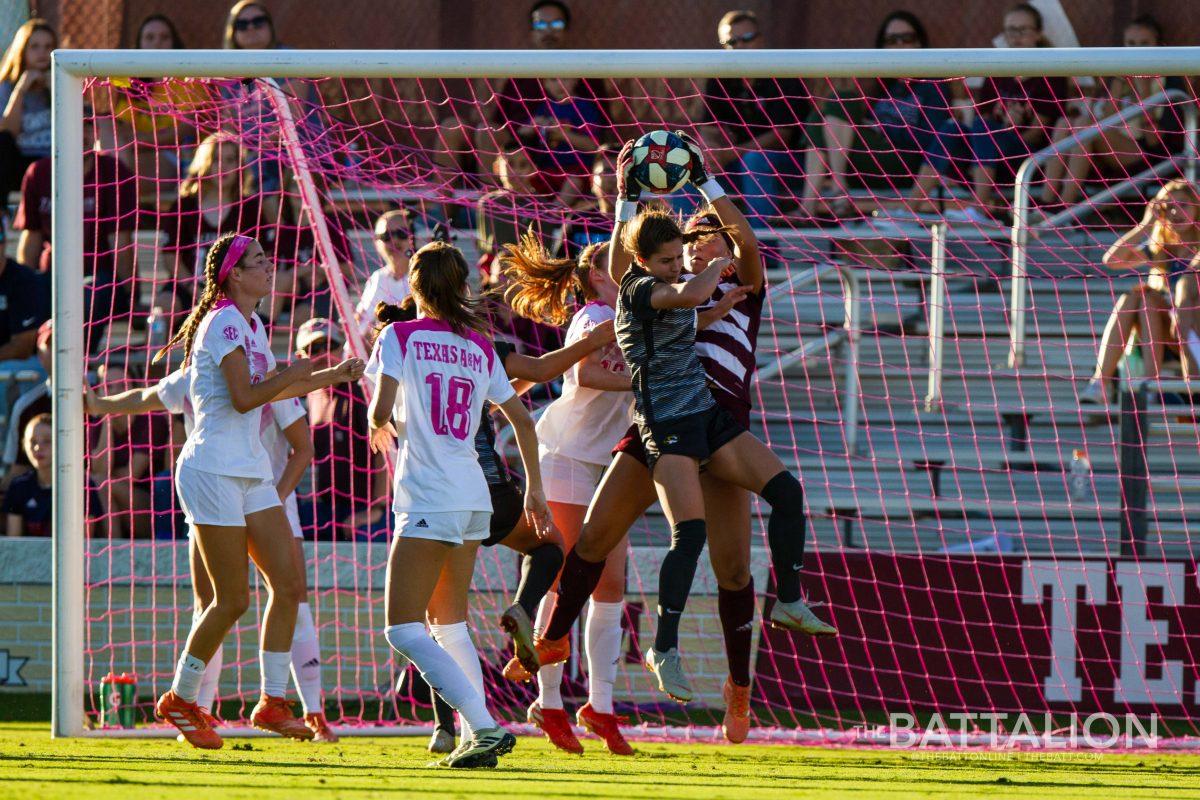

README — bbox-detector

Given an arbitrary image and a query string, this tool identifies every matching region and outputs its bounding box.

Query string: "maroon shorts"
[613,388,751,468]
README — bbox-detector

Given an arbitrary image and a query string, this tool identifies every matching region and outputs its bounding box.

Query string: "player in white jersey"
[500,236,637,755]
[146,233,362,749]
[355,210,413,345]
[85,347,357,742]
[368,241,550,769]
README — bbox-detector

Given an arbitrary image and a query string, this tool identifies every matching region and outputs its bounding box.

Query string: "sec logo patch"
[664,434,679,445]
[223,325,240,342]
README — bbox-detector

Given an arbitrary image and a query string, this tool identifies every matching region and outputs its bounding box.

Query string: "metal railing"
[756,263,862,456]
[1008,89,1197,368]
[924,224,948,413]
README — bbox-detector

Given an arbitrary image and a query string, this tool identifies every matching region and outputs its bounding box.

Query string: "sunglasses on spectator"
[531,19,566,31]
[883,31,919,46]
[721,31,759,47]
[234,15,271,32]
[376,229,412,243]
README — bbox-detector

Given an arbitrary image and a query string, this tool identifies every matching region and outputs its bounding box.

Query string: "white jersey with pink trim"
[366,317,515,513]
[176,301,274,480]
[536,302,633,465]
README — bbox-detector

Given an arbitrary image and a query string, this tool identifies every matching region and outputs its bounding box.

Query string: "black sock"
[514,543,564,619]
[761,471,806,604]
[544,548,606,641]
[718,578,756,687]
[427,678,456,735]
[654,519,707,652]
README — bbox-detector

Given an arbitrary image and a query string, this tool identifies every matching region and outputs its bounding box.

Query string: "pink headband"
[217,235,255,285]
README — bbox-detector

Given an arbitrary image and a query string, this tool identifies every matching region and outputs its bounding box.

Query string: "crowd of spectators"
[0,0,1192,536]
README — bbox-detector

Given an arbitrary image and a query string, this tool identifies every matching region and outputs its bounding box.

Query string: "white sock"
[534,592,563,710]
[430,621,485,737]
[384,623,495,733]
[196,646,223,713]
[260,650,292,699]
[171,651,206,704]
[586,600,625,715]
[289,603,323,716]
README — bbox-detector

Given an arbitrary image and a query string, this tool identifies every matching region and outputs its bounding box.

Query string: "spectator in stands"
[354,210,413,345]
[438,1,611,193]
[111,14,205,208]
[1,319,50,485]
[799,11,954,221]
[0,19,54,204]
[476,142,546,285]
[912,3,1069,221]
[558,145,616,254]
[0,254,51,430]
[12,105,137,345]
[702,10,811,220]
[1041,15,1186,208]
[224,0,279,50]
[156,132,265,324]
[1080,181,1200,407]
[4,414,52,536]
[295,318,388,539]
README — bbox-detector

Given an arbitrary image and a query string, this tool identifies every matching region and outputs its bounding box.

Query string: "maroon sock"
[544,549,606,641]
[718,578,756,687]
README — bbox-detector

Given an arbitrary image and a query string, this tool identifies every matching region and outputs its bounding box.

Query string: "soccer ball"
[629,130,694,195]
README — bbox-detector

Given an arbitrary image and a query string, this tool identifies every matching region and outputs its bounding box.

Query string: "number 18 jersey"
[366,318,515,514]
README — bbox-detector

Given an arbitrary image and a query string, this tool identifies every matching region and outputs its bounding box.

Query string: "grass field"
[1,723,1199,799]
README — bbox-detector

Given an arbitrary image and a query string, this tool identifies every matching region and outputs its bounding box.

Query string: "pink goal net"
[71,70,1200,743]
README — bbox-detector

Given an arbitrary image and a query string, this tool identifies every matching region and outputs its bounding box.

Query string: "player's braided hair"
[406,241,488,335]
[501,228,609,326]
[153,233,243,367]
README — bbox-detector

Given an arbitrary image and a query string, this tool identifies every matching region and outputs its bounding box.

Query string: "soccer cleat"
[428,727,456,755]
[501,635,570,682]
[251,694,315,740]
[769,598,838,637]
[499,603,540,677]
[645,648,693,703]
[528,701,584,754]
[304,712,339,743]
[177,707,221,743]
[722,677,752,744]
[447,726,517,769]
[577,702,633,756]
[157,690,223,750]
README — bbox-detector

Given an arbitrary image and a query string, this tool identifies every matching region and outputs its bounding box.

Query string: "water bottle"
[147,305,167,350]
[1069,449,1092,501]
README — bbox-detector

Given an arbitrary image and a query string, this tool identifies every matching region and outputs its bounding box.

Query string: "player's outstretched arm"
[504,319,616,393]
[221,349,312,414]
[608,139,640,284]
[272,358,365,402]
[84,384,165,416]
[651,257,733,310]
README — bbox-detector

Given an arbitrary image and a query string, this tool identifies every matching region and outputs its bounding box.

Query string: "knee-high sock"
[718,579,756,687]
[172,652,207,704]
[191,610,222,712]
[585,600,625,714]
[654,519,707,652]
[544,550,606,641]
[534,592,564,709]
[760,471,807,604]
[429,622,485,737]
[514,543,564,618]
[289,602,323,715]
[384,623,495,733]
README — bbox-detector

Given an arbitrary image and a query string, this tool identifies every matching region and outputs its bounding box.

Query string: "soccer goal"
[50,46,1200,745]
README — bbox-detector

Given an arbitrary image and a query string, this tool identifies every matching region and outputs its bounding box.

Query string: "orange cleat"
[304,712,339,743]
[528,701,583,754]
[157,690,223,750]
[251,695,315,741]
[502,635,570,682]
[722,677,752,744]
[177,707,221,743]
[577,702,633,756]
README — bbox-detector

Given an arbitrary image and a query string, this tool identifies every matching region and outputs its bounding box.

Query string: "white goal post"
[50,45,1200,738]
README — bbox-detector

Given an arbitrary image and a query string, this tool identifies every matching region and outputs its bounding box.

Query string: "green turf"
[1,722,1197,799]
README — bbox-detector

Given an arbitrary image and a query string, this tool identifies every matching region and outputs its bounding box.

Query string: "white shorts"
[285,494,302,539]
[176,465,282,528]
[540,450,605,506]
[394,510,490,545]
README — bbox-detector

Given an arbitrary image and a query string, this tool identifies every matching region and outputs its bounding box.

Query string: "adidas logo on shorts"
[415,519,429,528]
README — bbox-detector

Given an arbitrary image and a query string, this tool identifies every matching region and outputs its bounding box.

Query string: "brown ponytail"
[408,241,487,335]
[374,296,418,328]
[501,230,609,326]
[153,233,242,366]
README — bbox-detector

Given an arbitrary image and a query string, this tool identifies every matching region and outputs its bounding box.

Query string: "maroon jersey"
[694,277,765,417]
